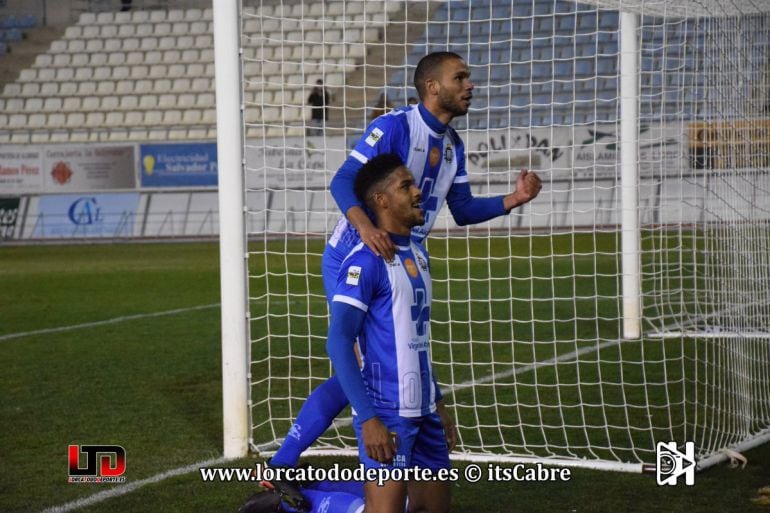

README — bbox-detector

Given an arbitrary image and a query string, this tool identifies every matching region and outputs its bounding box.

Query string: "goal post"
[217,0,770,471]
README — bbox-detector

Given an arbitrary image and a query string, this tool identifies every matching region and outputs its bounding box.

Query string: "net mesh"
[243,0,770,469]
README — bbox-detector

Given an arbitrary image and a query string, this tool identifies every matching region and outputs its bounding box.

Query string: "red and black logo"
[68,445,126,483]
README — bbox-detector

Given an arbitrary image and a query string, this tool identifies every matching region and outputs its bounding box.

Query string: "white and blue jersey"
[329,103,467,252]
[332,238,435,418]
[322,103,507,301]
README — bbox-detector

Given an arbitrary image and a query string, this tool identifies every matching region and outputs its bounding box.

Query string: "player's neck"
[419,103,451,130]
[376,218,411,239]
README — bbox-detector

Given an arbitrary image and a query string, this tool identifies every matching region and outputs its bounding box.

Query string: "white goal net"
[229,0,770,471]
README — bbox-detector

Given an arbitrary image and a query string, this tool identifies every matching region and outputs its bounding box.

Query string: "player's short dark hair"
[413,51,463,100]
[353,153,405,208]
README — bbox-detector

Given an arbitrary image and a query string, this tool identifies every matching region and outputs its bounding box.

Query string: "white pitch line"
[37,456,227,513]
[0,304,220,342]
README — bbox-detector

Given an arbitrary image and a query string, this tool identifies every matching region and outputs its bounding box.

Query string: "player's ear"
[425,74,440,97]
[372,190,388,210]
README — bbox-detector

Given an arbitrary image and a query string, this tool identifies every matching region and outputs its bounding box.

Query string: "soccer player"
[269,51,540,471]
[328,153,450,512]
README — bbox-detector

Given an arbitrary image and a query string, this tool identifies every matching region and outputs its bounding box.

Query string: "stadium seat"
[131,10,150,23]
[159,36,175,50]
[62,96,81,112]
[114,11,131,24]
[149,10,166,23]
[47,112,66,128]
[40,82,59,98]
[136,23,153,37]
[96,12,114,24]
[172,21,189,35]
[90,52,108,66]
[140,37,158,51]
[198,92,215,108]
[178,93,196,109]
[118,23,136,39]
[119,95,139,110]
[182,109,202,124]
[139,94,158,110]
[127,65,147,79]
[79,80,97,95]
[65,112,85,128]
[155,22,172,36]
[173,78,191,92]
[102,25,118,38]
[102,96,120,111]
[86,112,105,128]
[53,80,74,95]
[64,25,82,39]
[20,82,39,97]
[155,78,172,93]
[78,12,96,24]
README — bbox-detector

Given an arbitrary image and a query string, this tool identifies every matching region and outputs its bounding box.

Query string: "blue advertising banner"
[140,143,218,187]
[32,193,139,238]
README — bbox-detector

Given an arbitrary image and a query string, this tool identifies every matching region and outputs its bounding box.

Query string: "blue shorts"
[353,410,451,472]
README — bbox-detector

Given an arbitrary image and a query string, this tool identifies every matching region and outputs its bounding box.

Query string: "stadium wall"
[2,121,769,241]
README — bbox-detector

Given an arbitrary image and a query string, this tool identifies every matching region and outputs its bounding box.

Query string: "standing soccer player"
[328,153,450,513]
[268,51,540,472]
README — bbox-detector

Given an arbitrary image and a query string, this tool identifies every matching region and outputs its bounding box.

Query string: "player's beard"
[437,88,470,118]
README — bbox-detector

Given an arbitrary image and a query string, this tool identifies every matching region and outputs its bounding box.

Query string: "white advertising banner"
[43,145,136,191]
[0,146,44,193]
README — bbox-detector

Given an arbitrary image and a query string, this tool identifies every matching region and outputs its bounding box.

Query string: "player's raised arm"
[502,168,543,211]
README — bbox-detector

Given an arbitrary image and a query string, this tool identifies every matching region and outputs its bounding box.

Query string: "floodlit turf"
[1,241,768,513]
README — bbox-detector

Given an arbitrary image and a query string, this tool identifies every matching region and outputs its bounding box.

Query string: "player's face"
[383,166,424,229]
[436,58,474,118]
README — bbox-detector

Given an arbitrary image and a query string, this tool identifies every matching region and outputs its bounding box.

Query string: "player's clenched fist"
[503,168,542,211]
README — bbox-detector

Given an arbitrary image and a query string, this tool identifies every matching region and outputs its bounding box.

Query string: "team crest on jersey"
[429,147,441,167]
[444,144,454,163]
[346,265,362,285]
[404,258,419,278]
[365,128,384,147]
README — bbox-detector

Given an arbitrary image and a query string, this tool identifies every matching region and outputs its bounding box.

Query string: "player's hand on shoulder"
[359,224,396,261]
[361,416,397,464]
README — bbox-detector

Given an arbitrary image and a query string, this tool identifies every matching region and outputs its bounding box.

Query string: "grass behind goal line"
[0,241,768,513]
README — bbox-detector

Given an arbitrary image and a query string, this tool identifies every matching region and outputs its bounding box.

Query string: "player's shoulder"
[341,243,385,272]
[369,106,411,131]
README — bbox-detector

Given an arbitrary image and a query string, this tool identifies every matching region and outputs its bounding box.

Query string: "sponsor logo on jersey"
[365,128,384,147]
[404,258,419,278]
[346,265,362,285]
[444,144,454,163]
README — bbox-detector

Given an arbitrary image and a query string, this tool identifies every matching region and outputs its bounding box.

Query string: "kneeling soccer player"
[325,153,453,513]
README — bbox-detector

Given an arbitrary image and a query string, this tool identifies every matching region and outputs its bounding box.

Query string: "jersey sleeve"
[329,114,411,215]
[331,249,383,312]
[327,249,385,422]
[326,300,376,421]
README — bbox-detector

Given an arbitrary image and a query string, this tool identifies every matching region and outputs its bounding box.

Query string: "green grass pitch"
[1,240,768,513]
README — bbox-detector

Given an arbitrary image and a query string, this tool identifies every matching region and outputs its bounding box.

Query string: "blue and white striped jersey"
[328,104,468,254]
[332,238,435,418]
